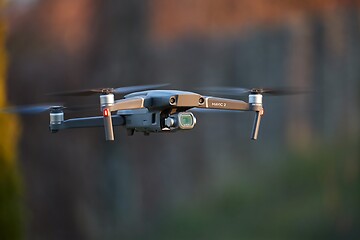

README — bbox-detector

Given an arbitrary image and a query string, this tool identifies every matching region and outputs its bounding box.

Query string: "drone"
[0,84,304,141]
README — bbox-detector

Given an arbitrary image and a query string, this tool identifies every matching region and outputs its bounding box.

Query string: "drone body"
[48,89,263,141]
[1,84,305,141]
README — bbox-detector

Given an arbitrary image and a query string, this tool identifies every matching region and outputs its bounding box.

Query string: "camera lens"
[179,114,193,126]
[177,112,196,129]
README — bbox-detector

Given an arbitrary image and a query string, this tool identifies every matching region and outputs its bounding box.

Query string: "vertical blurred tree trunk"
[0,2,22,239]
[286,17,313,149]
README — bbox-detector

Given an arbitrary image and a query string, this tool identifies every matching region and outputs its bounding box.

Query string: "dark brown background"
[4,0,360,239]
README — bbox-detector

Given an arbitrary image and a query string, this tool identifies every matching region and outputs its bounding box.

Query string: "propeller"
[0,103,98,115]
[200,87,309,97]
[48,83,169,97]
[0,104,63,114]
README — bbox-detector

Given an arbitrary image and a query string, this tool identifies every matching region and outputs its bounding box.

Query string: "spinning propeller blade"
[48,83,169,97]
[0,104,63,114]
[201,87,309,96]
[0,104,98,114]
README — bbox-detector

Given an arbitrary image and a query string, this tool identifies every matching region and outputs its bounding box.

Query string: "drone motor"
[49,108,64,133]
[100,93,115,107]
[248,94,263,106]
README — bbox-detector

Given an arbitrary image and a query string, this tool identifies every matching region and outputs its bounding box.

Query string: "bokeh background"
[1,0,359,239]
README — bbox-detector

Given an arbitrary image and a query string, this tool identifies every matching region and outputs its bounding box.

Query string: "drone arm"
[50,115,125,131]
[197,97,250,111]
[197,96,264,140]
[99,97,145,141]
[107,97,145,112]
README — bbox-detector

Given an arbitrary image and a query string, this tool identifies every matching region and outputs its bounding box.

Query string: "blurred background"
[1,0,359,239]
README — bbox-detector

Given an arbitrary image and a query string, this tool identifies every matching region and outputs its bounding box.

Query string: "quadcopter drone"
[0,84,304,141]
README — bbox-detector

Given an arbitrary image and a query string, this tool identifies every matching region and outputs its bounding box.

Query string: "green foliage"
[0,160,23,240]
[142,139,359,240]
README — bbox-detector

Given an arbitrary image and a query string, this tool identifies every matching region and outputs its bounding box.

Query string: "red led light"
[103,108,110,117]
